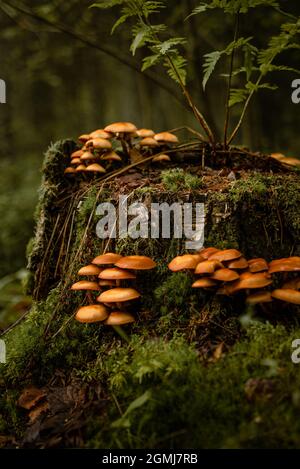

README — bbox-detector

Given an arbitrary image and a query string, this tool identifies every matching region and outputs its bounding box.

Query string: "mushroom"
[210,268,239,282]
[100,151,122,162]
[104,122,137,157]
[248,258,268,273]
[228,272,272,294]
[168,254,203,272]
[75,164,87,172]
[104,311,135,326]
[115,255,156,270]
[152,154,171,163]
[71,280,100,304]
[192,278,218,288]
[75,304,109,323]
[89,129,112,139]
[78,134,90,144]
[139,137,159,148]
[246,291,273,304]
[136,129,155,138]
[71,281,100,291]
[271,289,300,305]
[270,153,285,161]
[208,249,242,262]
[280,157,300,167]
[92,253,123,266]
[71,149,84,158]
[99,267,136,286]
[64,167,76,176]
[195,259,224,274]
[198,247,220,259]
[268,259,300,274]
[86,163,106,174]
[88,138,112,151]
[71,158,81,165]
[154,132,179,144]
[78,264,102,276]
[80,151,96,163]
[97,287,140,303]
[226,257,248,270]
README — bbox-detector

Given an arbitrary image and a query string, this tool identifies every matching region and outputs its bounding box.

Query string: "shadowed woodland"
[0,0,300,449]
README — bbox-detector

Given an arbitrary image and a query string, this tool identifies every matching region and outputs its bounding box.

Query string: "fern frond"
[165,54,187,85]
[202,51,222,89]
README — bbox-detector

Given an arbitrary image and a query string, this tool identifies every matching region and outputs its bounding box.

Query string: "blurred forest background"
[0,0,299,329]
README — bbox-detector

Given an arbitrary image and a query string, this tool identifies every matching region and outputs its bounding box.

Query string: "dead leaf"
[17,387,46,410]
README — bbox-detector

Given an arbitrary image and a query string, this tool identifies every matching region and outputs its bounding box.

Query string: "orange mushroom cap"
[115,255,156,270]
[104,122,137,134]
[227,257,249,270]
[71,281,100,291]
[198,247,220,259]
[140,137,159,147]
[136,128,155,138]
[154,132,179,143]
[210,268,240,282]
[89,129,112,139]
[248,258,269,273]
[192,278,217,288]
[78,264,102,276]
[97,288,140,303]
[86,163,106,173]
[195,259,224,274]
[271,289,300,305]
[92,253,123,266]
[99,268,136,280]
[75,304,109,323]
[209,249,242,262]
[104,311,135,325]
[246,291,273,304]
[168,254,203,272]
[228,273,272,293]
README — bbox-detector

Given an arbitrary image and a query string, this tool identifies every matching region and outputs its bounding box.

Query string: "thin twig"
[223,12,239,147]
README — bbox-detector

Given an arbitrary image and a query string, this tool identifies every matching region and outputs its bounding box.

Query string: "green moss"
[80,322,300,449]
[161,168,202,191]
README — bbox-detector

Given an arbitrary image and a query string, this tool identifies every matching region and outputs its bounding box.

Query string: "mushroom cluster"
[71,253,156,326]
[169,248,300,308]
[64,122,179,177]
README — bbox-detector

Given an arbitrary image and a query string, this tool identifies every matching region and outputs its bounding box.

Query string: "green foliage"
[189,0,280,17]
[91,0,300,141]
[161,168,202,191]
[91,0,188,84]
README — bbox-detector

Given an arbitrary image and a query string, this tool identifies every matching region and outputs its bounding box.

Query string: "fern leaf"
[202,51,222,89]
[141,53,162,71]
[90,0,125,9]
[165,54,187,85]
[229,88,249,107]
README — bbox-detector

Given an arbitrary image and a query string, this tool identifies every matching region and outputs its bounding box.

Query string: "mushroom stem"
[120,138,129,157]
[86,291,94,304]
[112,325,130,343]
